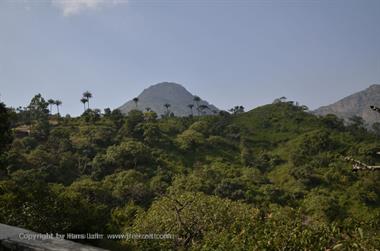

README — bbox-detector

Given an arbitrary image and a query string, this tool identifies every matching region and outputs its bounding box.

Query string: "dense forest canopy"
[0,94,379,250]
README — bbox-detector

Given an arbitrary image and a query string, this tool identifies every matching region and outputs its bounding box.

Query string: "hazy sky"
[0,0,379,115]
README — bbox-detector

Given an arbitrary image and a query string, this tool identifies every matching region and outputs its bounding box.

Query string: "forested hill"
[0,96,379,250]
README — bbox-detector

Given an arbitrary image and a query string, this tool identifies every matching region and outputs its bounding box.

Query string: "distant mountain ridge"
[118,82,219,116]
[314,84,380,125]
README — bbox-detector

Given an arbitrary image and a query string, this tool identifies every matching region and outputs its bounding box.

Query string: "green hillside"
[0,96,379,250]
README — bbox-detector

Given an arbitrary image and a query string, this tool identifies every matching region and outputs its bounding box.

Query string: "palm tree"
[47,99,55,114]
[188,104,194,116]
[133,97,139,108]
[80,98,88,112]
[55,100,62,115]
[83,91,92,109]
[193,96,201,115]
[164,103,171,114]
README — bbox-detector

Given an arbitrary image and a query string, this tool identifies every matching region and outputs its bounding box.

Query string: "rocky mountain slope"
[314,84,380,125]
[118,82,219,116]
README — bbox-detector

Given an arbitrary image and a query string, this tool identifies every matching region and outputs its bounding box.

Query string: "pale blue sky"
[0,0,379,115]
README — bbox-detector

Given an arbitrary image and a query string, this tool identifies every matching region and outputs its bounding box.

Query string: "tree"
[372,122,380,137]
[164,103,171,115]
[290,130,334,166]
[198,104,209,115]
[102,170,152,205]
[302,189,342,222]
[280,96,287,102]
[321,114,344,130]
[0,102,12,152]
[188,104,194,116]
[141,122,160,145]
[91,139,152,178]
[131,192,259,250]
[83,91,92,109]
[55,100,62,116]
[143,111,158,122]
[28,94,49,117]
[122,110,144,138]
[47,99,55,114]
[347,115,367,137]
[348,116,366,129]
[229,106,245,115]
[193,96,201,115]
[110,109,124,129]
[272,96,287,104]
[176,129,205,151]
[80,98,88,112]
[104,108,111,116]
[133,97,139,108]
[240,138,253,166]
[26,94,50,139]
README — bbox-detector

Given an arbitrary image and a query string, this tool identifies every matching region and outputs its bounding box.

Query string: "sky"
[0,0,379,116]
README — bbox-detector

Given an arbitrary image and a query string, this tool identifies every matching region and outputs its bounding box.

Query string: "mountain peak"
[142,82,187,92]
[118,82,219,116]
[148,82,184,88]
[140,82,190,99]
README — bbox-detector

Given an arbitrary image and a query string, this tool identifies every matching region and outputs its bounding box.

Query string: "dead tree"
[345,156,380,171]
[344,105,380,172]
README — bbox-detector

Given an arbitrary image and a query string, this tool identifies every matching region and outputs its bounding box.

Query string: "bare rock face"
[118,82,219,117]
[314,84,380,125]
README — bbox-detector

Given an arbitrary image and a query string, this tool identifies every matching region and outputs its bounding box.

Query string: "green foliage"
[122,109,144,138]
[102,170,153,206]
[28,93,49,116]
[0,102,13,152]
[229,105,245,114]
[109,202,143,233]
[302,188,344,222]
[321,114,345,130]
[91,139,154,178]
[130,192,259,250]
[1,97,380,250]
[176,129,205,151]
[82,109,102,123]
[139,122,161,145]
[290,130,336,166]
